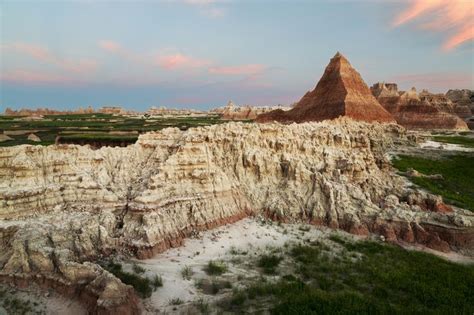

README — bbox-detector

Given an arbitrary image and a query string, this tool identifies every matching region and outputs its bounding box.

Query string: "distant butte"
[257,52,395,124]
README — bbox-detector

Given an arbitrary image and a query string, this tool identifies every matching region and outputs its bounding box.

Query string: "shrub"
[132,263,146,274]
[152,274,163,289]
[169,298,183,305]
[103,262,154,298]
[204,260,227,275]
[257,254,282,274]
[181,265,194,280]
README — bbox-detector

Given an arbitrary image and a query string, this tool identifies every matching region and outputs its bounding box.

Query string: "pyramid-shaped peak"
[332,51,349,62]
[257,53,395,124]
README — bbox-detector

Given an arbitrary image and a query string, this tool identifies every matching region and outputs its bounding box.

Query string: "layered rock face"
[447,89,474,114]
[257,53,395,124]
[371,83,468,130]
[1,121,473,313]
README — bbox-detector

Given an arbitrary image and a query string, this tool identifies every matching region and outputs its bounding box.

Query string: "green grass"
[0,114,228,147]
[433,135,474,148]
[58,133,138,142]
[392,154,474,211]
[225,239,474,314]
[0,287,36,315]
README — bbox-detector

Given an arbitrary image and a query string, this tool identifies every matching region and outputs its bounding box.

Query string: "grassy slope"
[433,136,474,148]
[225,238,474,314]
[392,154,474,211]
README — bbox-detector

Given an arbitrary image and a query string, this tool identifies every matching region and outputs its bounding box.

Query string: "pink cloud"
[201,7,226,18]
[208,64,265,76]
[156,53,210,70]
[98,40,122,53]
[2,42,98,73]
[184,0,218,5]
[0,69,76,85]
[392,0,474,50]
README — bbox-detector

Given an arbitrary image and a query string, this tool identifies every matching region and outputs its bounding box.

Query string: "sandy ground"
[420,140,474,152]
[135,217,474,313]
[137,218,332,313]
[1,217,472,314]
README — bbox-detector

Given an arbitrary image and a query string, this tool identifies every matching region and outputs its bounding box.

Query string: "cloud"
[2,42,98,73]
[201,7,226,18]
[183,0,218,4]
[208,64,265,76]
[392,0,474,50]
[98,40,122,53]
[180,0,227,18]
[0,69,76,85]
[156,53,211,70]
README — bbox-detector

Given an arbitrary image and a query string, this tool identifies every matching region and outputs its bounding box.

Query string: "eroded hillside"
[1,120,473,314]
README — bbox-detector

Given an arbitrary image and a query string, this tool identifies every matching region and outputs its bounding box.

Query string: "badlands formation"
[257,52,395,124]
[1,120,474,313]
[371,83,469,130]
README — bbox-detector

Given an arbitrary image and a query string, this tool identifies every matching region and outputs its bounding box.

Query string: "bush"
[152,274,163,289]
[204,260,227,275]
[103,262,154,298]
[181,265,194,280]
[169,298,183,305]
[132,263,146,274]
[257,254,282,274]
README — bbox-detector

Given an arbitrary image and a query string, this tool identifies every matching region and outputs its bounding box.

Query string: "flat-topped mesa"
[257,52,395,124]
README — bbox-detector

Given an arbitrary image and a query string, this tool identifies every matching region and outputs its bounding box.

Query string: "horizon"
[1,0,473,111]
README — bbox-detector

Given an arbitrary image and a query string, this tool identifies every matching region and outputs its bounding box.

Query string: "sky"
[1,0,473,111]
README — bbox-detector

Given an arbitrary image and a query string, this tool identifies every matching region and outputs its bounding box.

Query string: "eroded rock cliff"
[371,83,468,130]
[1,120,473,313]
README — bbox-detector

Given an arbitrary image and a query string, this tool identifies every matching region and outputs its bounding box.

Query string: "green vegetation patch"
[257,254,283,274]
[433,135,474,148]
[103,262,161,298]
[0,114,228,147]
[204,260,227,276]
[392,154,474,211]
[225,239,474,314]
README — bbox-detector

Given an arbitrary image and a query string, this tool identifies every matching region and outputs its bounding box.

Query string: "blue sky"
[1,0,473,111]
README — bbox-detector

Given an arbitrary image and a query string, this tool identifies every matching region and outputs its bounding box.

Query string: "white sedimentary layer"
[0,120,472,313]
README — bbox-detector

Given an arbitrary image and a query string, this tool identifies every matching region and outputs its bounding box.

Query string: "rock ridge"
[1,120,473,313]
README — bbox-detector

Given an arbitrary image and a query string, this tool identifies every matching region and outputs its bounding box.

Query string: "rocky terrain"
[1,120,473,313]
[257,52,395,124]
[213,101,290,120]
[371,83,470,130]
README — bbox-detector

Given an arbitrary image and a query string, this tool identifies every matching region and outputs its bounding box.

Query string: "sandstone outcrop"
[213,101,290,120]
[446,89,474,114]
[257,53,395,124]
[371,83,468,130]
[1,120,473,313]
[4,106,95,116]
